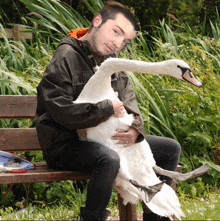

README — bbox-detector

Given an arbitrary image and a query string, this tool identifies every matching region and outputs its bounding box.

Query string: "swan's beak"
[182,70,202,87]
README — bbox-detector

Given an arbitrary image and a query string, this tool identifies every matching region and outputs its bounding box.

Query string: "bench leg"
[118,193,137,221]
[171,165,183,191]
[4,183,15,197]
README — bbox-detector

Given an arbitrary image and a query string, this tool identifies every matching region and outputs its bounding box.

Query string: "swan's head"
[167,59,202,87]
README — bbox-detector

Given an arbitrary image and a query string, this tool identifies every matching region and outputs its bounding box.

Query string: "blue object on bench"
[0,150,34,170]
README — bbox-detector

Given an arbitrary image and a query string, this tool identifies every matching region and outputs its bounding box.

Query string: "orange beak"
[182,70,202,87]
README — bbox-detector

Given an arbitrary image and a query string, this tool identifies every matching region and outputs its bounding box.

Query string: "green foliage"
[0,180,87,214]
[179,188,220,220]
[0,0,28,27]
[24,151,44,162]
[1,187,220,220]
[0,22,53,95]
[80,0,104,15]
[0,201,80,220]
[118,0,171,32]
[20,0,90,42]
[1,0,220,211]
[0,185,16,207]
[2,0,220,37]
[167,0,203,30]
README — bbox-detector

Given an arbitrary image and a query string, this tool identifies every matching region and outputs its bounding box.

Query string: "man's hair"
[90,1,139,31]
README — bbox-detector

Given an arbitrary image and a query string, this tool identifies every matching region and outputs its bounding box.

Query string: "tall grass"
[20,0,90,41]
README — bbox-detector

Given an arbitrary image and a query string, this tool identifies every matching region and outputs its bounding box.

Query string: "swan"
[73,58,209,220]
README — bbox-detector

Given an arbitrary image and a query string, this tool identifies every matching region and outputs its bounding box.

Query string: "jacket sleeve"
[118,73,146,143]
[36,44,114,130]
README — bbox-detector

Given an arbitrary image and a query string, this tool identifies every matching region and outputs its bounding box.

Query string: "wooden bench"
[0,26,33,41]
[0,95,182,220]
[0,95,137,220]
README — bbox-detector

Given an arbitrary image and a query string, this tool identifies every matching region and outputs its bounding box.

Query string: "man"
[35,1,181,220]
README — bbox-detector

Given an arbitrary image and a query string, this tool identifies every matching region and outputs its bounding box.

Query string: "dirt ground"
[107,213,143,220]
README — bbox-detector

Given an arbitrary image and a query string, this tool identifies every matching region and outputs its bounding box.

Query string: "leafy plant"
[20,0,90,42]
[1,0,220,210]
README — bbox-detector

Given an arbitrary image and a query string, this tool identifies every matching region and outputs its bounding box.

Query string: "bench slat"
[0,162,91,184]
[0,128,40,152]
[0,96,36,119]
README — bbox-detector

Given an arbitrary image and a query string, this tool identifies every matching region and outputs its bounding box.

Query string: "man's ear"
[93,14,102,28]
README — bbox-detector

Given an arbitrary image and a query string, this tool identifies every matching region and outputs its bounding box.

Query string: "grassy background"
[1,187,220,220]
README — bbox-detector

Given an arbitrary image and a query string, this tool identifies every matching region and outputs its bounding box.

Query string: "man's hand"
[111,127,140,147]
[112,101,125,118]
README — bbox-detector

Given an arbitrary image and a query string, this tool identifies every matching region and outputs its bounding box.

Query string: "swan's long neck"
[102,58,173,77]
[75,58,178,103]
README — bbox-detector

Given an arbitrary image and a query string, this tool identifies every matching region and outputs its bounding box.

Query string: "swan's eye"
[189,72,193,78]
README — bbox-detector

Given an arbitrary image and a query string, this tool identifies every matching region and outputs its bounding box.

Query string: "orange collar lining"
[68,28,89,39]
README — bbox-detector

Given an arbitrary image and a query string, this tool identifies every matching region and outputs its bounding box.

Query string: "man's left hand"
[111,127,140,147]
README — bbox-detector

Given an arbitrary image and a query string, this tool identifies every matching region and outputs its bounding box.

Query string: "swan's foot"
[129,179,166,202]
[153,164,210,181]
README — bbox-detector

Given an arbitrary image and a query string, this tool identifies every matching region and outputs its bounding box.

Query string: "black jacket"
[35,36,145,163]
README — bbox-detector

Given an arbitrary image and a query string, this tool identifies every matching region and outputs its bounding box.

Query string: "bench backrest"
[0,96,41,152]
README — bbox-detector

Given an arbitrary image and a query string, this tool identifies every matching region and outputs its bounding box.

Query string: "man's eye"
[114,30,119,35]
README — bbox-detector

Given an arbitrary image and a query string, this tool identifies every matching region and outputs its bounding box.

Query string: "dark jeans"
[48,135,181,212]
[146,135,181,185]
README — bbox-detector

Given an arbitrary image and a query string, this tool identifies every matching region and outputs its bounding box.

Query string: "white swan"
[74,58,209,220]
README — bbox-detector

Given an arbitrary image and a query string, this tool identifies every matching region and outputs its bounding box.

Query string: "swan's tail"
[144,183,185,220]
[129,179,166,202]
[115,178,184,220]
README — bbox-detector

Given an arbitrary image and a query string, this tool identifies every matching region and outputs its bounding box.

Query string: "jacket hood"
[58,36,99,70]
[58,36,91,54]
[58,27,92,56]
[58,27,89,50]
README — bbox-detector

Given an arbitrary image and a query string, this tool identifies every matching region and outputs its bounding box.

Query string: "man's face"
[90,13,136,56]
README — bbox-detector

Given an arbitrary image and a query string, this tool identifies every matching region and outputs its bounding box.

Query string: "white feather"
[74,58,196,220]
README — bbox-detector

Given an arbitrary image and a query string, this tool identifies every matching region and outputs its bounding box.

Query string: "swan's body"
[74,58,206,220]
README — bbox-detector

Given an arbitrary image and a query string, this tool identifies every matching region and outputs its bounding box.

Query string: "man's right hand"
[112,101,125,118]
